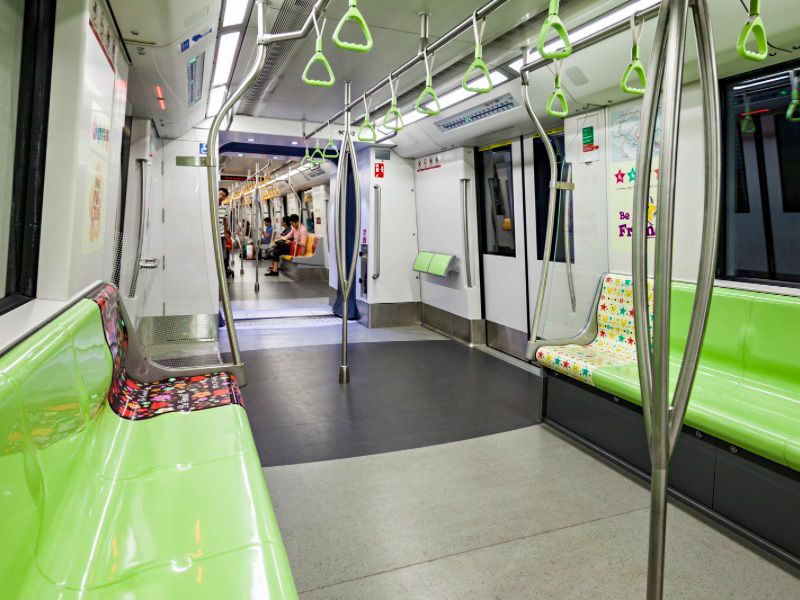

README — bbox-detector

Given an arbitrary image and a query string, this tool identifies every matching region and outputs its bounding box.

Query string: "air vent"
[434,93,518,133]
[187,52,205,106]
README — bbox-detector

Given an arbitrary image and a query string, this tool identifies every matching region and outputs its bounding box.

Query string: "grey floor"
[228,268,800,598]
[265,426,800,599]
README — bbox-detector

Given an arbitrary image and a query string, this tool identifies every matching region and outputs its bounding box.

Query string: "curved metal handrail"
[372,184,381,280]
[631,0,721,597]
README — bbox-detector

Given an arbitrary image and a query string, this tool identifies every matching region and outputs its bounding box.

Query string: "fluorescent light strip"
[222,0,249,27]
[508,0,661,72]
[732,75,790,91]
[207,86,227,116]
[213,31,241,86]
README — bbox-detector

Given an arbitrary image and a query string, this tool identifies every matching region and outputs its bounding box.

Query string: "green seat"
[0,292,298,598]
[413,251,456,277]
[539,275,800,471]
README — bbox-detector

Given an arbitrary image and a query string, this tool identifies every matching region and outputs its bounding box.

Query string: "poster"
[607,106,661,251]
[82,101,111,254]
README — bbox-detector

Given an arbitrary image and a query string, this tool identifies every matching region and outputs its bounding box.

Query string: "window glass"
[0,0,25,297]
[532,133,569,261]
[479,145,515,256]
[723,66,800,285]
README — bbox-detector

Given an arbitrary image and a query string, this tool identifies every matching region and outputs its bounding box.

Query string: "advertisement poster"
[82,102,111,254]
[607,106,661,251]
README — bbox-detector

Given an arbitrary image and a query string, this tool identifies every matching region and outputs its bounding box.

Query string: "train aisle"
[227,272,799,598]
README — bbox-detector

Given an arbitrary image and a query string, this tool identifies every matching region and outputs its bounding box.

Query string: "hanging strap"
[787,70,800,122]
[416,49,441,115]
[538,0,572,59]
[303,13,335,87]
[358,94,377,142]
[462,11,492,94]
[621,13,647,95]
[546,58,568,117]
[333,0,373,53]
[300,138,312,167]
[383,73,405,131]
[324,121,339,158]
[737,0,768,61]
[311,138,325,164]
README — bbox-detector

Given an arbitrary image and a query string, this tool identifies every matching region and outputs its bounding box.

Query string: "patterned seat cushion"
[536,274,653,386]
[91,284,242,421]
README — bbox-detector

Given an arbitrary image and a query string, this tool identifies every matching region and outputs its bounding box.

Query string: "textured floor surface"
[264,426,800,599]
[241,340,541,466]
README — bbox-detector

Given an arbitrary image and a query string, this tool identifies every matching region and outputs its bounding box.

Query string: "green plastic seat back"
[744,293,800,394]
[0,300,111,594]
[413,252,435,272]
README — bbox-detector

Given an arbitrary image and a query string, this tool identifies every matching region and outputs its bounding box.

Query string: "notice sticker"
[374,163,384,178]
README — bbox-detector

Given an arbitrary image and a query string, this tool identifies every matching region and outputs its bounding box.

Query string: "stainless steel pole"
[630,1,722,597]
[372,184,381,280]
[460,179,473,288]
[521,59,568,360]
[562,162,576,313]
[129,158,148,298]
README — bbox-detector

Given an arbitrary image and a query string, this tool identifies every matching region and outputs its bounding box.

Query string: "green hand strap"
[383,74,404,131]
[538,0,572,60]
[416,50,441,115]
[310,139,324,164]
[546,61,568,117]
[323,123,339,158]
[737,0,768,61]
[621,14,646,95]
[357,94,377,142]
[788,72,800,122]
[740,94,756,134]
[333,0,373,53]
[300,144,312,167]
[462,12,492,94]
[303,14,335,87]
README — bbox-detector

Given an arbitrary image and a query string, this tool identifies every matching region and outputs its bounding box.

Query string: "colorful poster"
[608,106,661,251]
[82,101,111,254]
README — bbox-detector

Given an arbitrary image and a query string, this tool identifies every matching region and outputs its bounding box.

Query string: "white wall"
[38,0,128,300]
[414,147,482,321]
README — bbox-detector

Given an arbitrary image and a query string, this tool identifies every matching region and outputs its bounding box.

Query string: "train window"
[722,64,800,286]
[532,133,568,261]
[1,0,56,312]
[477,145,515,256]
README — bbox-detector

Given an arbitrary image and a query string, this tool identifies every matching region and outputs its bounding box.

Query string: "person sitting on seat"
[265,214,308,276]
[264,216,292,276]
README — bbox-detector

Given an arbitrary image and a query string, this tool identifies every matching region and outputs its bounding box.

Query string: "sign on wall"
[374,162,384,178]
[607,106,661,251]
[416,153,443,173]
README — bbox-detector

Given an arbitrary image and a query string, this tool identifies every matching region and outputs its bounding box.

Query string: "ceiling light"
[222,0,249,27]
[273,156,279,159]
[291,141,299,145]
[247,137,255,142]
[213,32,240,86]
[425,71,509,112]
[237,153,244,156]
[508,0,661,72]
[732,75,790,91]
[207,86,227,116]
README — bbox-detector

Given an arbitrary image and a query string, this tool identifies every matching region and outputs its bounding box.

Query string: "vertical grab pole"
[129,158,149,298]
[562,162,576,312]
[205,0,270,381]
[521,48,567,360]
[460,179,473,288]
[631,1,722,597]
[335,81,362,384]
[372,184,381,280]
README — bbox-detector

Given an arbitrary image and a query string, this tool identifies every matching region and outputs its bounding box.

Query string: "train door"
[477,141,528,359]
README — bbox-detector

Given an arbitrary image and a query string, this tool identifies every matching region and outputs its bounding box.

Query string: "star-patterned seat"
[536,275,652,386]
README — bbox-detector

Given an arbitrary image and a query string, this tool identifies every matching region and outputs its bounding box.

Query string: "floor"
[226,267,800,599]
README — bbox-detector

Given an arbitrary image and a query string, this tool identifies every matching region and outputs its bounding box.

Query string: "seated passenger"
[265,214,307,276]
[264,216,292,275]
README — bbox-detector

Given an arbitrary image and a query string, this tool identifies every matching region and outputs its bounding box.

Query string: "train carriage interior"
[3,0,800,597]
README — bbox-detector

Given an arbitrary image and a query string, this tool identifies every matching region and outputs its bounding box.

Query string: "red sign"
[374,162,384,178]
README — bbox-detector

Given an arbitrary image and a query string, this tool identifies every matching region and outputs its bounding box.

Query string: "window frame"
[476,142,517,258]
[718,59,800,290]
[1,0,57,315]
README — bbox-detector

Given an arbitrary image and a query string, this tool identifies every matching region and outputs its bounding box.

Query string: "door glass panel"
[479,145,515,256]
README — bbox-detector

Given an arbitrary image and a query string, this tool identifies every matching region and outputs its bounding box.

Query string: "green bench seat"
[0,286,297,598]
[537,275,800,472]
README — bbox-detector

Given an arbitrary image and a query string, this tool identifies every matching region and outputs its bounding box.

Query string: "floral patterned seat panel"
[536,275,653,386]
[91,284,243,421]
